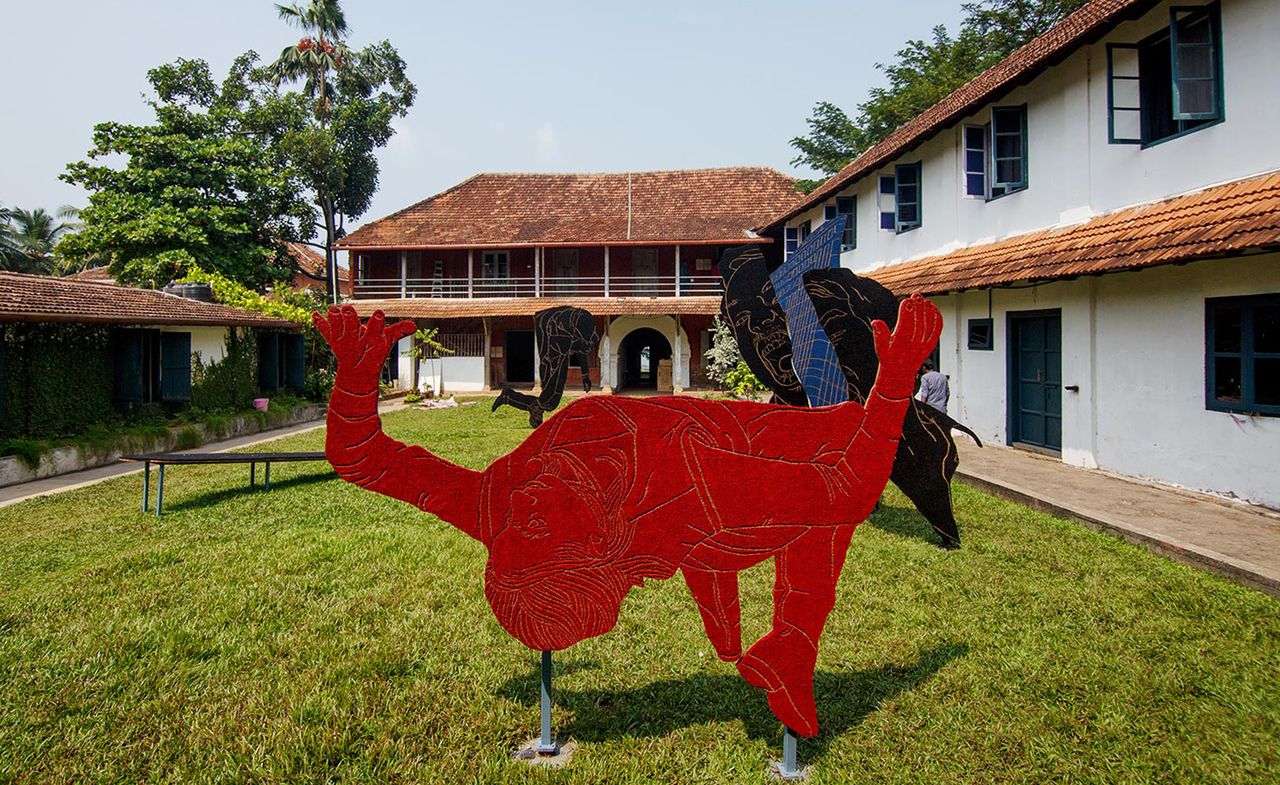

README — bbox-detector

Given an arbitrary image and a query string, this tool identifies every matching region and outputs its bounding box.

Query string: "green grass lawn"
[1,401,1277,784]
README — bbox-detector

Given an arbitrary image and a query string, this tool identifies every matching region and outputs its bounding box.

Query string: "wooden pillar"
[482,317,492,391]
[467,249,474,298]
[674,245,681,297]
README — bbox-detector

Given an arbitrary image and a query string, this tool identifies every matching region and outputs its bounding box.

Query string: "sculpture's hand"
[871,293,942,389]
[312,306,416,395]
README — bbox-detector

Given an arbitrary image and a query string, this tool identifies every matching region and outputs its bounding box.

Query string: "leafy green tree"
[269,0,416,302]
[791,0,1088,176]
[59,55,315,289]
[0,206,79,274]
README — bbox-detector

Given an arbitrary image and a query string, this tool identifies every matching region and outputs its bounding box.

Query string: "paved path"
[955,441,1280,598]
[0,402,401,510]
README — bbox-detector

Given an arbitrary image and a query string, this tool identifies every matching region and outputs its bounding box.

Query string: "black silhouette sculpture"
[802,268,981,548]
[494,306,600,427]
[718,245,808,407]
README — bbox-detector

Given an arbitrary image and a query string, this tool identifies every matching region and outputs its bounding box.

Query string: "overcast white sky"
[2,0,965,232]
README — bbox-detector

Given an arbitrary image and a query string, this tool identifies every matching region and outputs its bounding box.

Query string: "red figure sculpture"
[313,295,942,737]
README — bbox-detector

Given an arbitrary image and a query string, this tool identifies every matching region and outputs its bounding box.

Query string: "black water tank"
[162,282,215,302]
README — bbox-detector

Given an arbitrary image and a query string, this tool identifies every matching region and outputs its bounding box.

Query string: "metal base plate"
[514,738,576,768]
[770,760,811,781]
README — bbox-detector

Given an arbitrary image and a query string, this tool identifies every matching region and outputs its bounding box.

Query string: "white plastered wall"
[602,316,692,392]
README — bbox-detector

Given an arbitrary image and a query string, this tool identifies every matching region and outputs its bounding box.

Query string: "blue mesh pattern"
[770,216,847,408]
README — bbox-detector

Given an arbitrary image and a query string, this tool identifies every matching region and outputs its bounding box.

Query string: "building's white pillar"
[481,317,492,391]
[534,247,542,297]
[467,249,474,298]
[600,316,613,394]
[674,245,681,297]
[603,246,610,297]
[532,329,541,392]
[399,251,408,298]
[671,316,684,393]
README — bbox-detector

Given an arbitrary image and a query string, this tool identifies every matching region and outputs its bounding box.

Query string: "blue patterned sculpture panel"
[769,216,847,408]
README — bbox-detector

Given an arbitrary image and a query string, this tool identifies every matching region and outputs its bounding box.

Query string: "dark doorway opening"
[505,330,536,384]
[619,328,671,390]
[1007,309,1062,452]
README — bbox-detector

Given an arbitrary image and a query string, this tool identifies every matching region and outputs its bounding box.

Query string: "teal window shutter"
[1170,6,1222,121]
[258,332,280,392]
[284,334,306,389]
[992,105,1028,191]
[1107,44,1143,143]
[836,196,856,250]
[894,162,922,232]
[160,332,192,402]
[112,329,145,407]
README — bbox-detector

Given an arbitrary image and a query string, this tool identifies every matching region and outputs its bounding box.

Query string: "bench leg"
[250,462,255,489]
[157,464,165,517]
[265,461,271,491]
[142,461,150,512]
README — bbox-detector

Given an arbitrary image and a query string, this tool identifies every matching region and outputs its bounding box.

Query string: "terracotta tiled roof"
[69,266,116,284]
[0,272,299,328]
[285,242,348,282]
[349,296,722,319]
[338,168,801,249]
[868,172,1280,296]
[766,0,1157,227]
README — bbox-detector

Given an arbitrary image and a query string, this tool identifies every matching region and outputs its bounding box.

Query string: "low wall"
[0,403,326,489]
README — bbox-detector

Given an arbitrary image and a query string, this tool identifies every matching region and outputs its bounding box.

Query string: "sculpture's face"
[723,253,800,390]
[482,449,637,651]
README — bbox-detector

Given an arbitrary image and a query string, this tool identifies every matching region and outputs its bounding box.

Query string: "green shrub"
[0,324,116,440]
[191,330,258,412]
[0,439,45,470]
[174,426,201,450]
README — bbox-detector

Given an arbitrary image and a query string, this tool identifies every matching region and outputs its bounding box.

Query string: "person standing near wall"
[916,359,949,413]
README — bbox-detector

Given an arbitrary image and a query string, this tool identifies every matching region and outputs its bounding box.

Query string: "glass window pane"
[1114,109,1142,140]
[1213,302,1242,352]
[1214,357,1242,401]
[837,196,854,214]
[1113,80,1140,108]
[880,211,896,230]
[898,166,918,185]
[997,160,1022,186]
[966,149,985,172]
[1178,80,1216,116]
[1256,358,1280,406]
[966,173,985,196]
[898,203,918,223]
[879,176,895,195]
[897,184,918,203]
[996,134,1021,159]
[1178,45,1214,79]
[1255,304,1280,353]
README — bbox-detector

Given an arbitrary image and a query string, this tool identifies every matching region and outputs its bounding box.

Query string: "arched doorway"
[618,328,671,390]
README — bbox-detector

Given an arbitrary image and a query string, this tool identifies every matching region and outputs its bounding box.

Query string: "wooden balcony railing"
[354,275,722,300]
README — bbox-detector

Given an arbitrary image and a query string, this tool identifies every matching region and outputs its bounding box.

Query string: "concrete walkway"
[0,402,401,510]
[955,441,1280,598]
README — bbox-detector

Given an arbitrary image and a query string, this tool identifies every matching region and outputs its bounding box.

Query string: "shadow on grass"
[868,500,948,548]
[161,472,336,513]
[498,642,967,761]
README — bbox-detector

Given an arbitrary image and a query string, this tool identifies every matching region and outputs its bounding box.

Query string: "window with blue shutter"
[964,126,988,196]
[160,332,192,402]
[784,227,798,259]
[836,196,856,250]
[878,176,896,230]
[112,329,145,408]
[991,105,1028,193]
[1171,6,1221,120]
[894,162,922,233]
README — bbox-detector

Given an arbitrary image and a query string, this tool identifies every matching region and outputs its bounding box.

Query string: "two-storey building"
[339,167,799,394]
[765,0,1280,506]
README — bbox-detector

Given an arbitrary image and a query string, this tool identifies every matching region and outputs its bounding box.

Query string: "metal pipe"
[156,464,165,517]
[779,727,800,780]
[538,650,557,754]
[142,461,150,512]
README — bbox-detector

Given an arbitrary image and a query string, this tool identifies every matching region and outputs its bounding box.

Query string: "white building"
[767,0,1280,507]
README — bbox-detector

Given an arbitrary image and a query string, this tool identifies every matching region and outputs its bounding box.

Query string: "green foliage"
[0,324,115,440]
[174,426,202,450]
[191,331,260,412]
[303,366,334,401]
[179,265,315,325]
[407,327,452,361]
[0,439,44,470]
[270,0,417,301]
[0,206,80,274]
[791,0,1089,175]
[725,361,768,399]
[59,54,315,289]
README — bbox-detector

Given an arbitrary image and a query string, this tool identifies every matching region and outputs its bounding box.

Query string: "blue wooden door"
[1009,310,1062,451]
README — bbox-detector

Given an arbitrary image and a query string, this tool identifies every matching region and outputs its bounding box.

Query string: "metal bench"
[119,452,329,516]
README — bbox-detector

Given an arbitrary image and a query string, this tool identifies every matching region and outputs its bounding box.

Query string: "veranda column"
[400,251,408,297]
[671,315,684,394]
[603,246,610,297]
[534,247,542,297]
[532,329,541,393]
[482,317,492,391]
[674,244,681,297]
[467,249,474,298]
[600,316,613,394]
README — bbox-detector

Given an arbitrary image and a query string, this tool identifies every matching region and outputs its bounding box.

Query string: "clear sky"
[3,0,965,232]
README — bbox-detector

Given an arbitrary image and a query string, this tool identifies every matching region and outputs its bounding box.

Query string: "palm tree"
[269,0,351,119]
[1,206,79,274]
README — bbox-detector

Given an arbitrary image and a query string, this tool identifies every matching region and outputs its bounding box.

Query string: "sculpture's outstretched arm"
[841,294,943,500]
[314,307,484,540]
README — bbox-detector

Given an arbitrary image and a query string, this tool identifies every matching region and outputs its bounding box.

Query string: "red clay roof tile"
[338,168,801,249]
[868,171,1280,295]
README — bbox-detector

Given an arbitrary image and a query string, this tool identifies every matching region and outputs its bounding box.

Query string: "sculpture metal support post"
[537,650,558,754]
[776,726,805,780]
